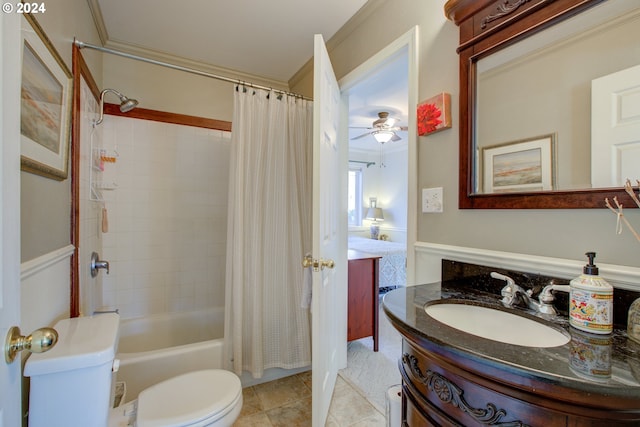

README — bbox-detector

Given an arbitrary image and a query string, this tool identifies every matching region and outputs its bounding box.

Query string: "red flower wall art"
[417,92,452,136]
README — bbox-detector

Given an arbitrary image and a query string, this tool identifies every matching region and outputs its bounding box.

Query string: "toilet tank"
[24,313,120,427]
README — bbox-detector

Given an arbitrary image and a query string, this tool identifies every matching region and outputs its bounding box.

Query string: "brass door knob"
[302,255,315,269]
[302,255,335,272]
[320,259,335,270]
[5,326,58,364]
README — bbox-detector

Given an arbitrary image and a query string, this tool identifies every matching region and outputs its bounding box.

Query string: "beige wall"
[20,0,103,261]
[101,50,291,121]
[22,0,640,270]
[102,56,236,121]
[291,0,640,269]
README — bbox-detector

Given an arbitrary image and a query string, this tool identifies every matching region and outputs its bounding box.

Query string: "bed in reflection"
[347,235,406,292]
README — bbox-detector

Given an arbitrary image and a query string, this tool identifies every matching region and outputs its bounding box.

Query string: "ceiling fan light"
[374,131,393,144]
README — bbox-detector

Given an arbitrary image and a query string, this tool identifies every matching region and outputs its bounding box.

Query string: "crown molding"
[87,0,384,93]
[288,0,387,89]
[101,39,290,91]
[86,0,108,45]
[85,0,290,91]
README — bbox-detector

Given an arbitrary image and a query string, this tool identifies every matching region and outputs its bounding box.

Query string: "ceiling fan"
[350,112,408,143]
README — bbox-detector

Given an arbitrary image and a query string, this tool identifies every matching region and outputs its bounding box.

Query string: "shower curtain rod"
[74,40,312,101]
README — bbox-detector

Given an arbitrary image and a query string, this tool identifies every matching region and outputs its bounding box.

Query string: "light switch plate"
[422,187,443,213]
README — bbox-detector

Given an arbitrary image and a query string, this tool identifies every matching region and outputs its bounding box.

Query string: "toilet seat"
[136,369,242,427]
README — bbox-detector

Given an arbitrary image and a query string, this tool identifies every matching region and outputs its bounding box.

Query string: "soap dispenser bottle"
[569,252,613,334]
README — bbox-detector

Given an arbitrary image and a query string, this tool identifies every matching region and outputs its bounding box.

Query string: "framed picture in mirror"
[481,134,556,194]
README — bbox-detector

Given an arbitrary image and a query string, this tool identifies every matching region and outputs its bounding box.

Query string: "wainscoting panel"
[413,242,640,291]
[21,244,74,332]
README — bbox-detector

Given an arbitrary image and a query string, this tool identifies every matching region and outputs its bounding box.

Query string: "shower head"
[94,88,139,126]
[117,94,138,113]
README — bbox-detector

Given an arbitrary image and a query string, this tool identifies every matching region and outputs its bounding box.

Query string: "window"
[348,167,363,226]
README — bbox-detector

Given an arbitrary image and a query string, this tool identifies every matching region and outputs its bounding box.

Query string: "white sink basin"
[424,302,570,348]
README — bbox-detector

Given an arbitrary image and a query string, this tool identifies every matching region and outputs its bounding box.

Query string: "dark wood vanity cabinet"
[400,340,568,427]
[399,338,638,426]
[386,263,640,426]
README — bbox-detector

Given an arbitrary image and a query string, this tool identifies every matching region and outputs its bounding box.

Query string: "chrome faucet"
[491,272,569,315]
[535,283,570,315]
[492,272,536,309]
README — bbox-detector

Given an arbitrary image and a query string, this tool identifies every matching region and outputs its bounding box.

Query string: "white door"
[591,64,640,187]
[312,34,347,427]
[1,11,24,426]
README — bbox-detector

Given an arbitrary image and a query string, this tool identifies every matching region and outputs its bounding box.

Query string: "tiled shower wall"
[98,115,230,319]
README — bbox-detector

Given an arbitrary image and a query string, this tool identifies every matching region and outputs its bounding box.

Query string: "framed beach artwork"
[20,14,72,180]
[417,92,452,136]
[481,134,556,193]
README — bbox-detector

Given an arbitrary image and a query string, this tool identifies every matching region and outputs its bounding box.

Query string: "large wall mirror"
[446,0,640,208]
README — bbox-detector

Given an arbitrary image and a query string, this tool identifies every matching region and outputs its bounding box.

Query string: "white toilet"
[24,313,243,427]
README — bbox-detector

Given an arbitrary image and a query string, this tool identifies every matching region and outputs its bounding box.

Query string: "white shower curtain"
[224,87,313,378]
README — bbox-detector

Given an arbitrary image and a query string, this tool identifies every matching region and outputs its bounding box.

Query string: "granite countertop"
[382,282,640,400]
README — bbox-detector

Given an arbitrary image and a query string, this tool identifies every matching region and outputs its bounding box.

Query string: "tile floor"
[234,371,385,426]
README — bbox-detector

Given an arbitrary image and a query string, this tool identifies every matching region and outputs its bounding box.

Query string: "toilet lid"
[137,369,242,427]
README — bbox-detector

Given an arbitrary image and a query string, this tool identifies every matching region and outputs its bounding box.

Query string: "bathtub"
[116,308,225,401]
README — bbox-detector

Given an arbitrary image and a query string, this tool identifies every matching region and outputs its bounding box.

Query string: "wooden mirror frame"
[445,0,637,209]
